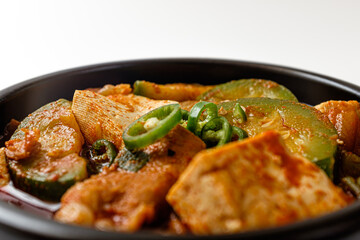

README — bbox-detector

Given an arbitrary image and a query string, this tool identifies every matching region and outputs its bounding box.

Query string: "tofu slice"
[55,126,205,231]
[166,130,351,234]
[315,100,360,155]
[72,90,175,149]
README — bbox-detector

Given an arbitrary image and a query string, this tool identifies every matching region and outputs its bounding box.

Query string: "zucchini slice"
[6,99,87,201]
[8,153,87,201]
[218,98,337,178]
[198,79,298,102]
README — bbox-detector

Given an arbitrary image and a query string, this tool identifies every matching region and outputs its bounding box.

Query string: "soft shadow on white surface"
[0,0,359,90]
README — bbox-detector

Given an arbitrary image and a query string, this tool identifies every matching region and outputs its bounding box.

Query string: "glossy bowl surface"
[1,58,360,240]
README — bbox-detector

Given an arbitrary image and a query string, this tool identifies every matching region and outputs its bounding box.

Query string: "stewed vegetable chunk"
[316,100,360,194]
[5,99,87,201]
[55,126,205,231]
[72,90,176,149]
[315,100,360,155]
[134,80,213,101]
[218,98,338,178]
[167,131,351,234]
[198,79,298,103]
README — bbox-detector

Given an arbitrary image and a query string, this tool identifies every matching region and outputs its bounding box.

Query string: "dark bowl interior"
[1,58,360,239]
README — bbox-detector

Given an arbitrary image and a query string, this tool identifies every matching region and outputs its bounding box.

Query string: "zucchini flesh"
[6,99,87,201]
[218,98,337,178]
[198,79,298,102]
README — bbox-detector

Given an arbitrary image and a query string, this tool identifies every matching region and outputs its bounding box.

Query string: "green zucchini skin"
[8,153,87,201]
[9,175,75,202]
[198,79,298,102]
[6,99,87,201]
[218,98,337,178]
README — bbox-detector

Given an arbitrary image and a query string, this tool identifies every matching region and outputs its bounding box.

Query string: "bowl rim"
[1,57,359,99]
[1,57,360,239]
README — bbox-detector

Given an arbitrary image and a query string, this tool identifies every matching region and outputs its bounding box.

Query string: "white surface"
[0,0,359,90]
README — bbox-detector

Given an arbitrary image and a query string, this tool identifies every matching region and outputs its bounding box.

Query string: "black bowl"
[1,58,360,240]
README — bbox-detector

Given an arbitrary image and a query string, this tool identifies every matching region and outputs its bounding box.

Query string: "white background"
[0,0,359,91]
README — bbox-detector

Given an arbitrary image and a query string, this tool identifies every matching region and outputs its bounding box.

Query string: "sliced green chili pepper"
[91,139,117,166]
[233,103,247,123]
[180,109,189,128]
[123,104,181,150]
[187,101,218,136]
[201,116,232,148]
[85,139,118,174]
[231,126,248,141]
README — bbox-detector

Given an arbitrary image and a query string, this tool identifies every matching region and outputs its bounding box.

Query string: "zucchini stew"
[0,79,358,234]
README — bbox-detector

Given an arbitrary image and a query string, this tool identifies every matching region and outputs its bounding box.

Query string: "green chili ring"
[181,109,189,121]
[231,126,248,141]
[187,101,218,136]
[180,109,189,128]
[123,104,181,150]
[201,116,232,147]
[233,103,247,123]
[91,139,118,167]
